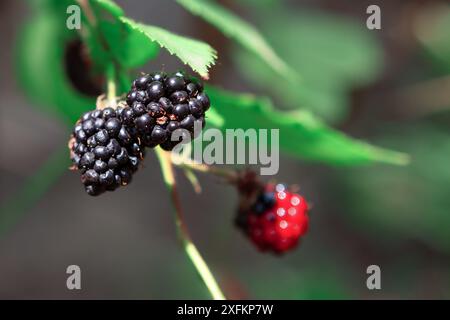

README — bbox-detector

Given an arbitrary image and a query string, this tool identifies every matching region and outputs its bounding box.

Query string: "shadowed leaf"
[15,10,94,124]
[86,0,160,70]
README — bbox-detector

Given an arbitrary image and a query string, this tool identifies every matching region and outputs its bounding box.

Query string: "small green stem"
[171,152,238,182]
[155,147,226,300]
[106,64,117,107]
[183,167,202,194]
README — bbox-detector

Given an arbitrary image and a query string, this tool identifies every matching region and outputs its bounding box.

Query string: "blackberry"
[69,104,145,196]
[126,71,210,150]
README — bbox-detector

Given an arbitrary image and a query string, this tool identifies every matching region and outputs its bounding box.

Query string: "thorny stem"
[155,148,226,300]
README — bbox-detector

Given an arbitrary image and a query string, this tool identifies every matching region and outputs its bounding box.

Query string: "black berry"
[134,75,151,90]
[147,81,165,101]
[170,90,188,104]
[173,104,190,119]
[125,71,211,150]
[69,105,146,196]
[165,76,185,93]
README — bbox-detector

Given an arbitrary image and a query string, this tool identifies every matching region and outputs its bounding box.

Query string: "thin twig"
[183,168,202,194]
[170,152,238,183]
[155,147,226,300]
[77,0,96,27]
[106,64,117,108]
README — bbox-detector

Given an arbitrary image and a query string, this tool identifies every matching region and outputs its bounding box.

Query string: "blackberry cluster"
[70,107,145,196]
[70,70,210,196]
[126,71,209,151]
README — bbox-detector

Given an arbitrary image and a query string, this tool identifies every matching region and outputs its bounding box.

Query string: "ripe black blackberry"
[126,71,210,151]
[69,105,145,196]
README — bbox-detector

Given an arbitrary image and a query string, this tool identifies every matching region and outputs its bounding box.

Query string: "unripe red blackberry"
[69,104,145,196]
[126,71,209,150]
[236,183,309,254]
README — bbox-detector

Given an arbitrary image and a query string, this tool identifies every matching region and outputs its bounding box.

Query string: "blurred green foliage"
[336,123,450,253]
[415,4,450,72]
[176,0,295,80]
[234,7,383,124]
[331,4,450,255]
[85,0,160,70]
[15,5,94,124]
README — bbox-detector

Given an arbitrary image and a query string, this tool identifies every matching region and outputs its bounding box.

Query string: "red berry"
[239,184,309,254]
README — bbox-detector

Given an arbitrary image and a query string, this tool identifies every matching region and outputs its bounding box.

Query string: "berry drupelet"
[236,183,309,254]
[69,106,145,196]
[126,71,209,151]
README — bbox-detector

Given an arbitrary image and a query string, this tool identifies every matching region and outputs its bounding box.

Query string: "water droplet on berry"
[277,208,286,217]
[277,192,286,200]
[291,196,300,206]
[288,207,296,216]
[279,220,288,229]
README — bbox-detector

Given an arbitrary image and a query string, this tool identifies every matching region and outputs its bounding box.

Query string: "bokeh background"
[1,0,450,299]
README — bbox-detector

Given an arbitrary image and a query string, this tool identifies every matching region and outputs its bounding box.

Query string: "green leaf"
[234,8,384,124]
[0,146,69,237]
[30,0,159,73]
[176,0,294,80]
[205,107,225,127]
[207,85,409,165]
[84,0,160,70]
[15,10,94,124]
[120,17,217,79]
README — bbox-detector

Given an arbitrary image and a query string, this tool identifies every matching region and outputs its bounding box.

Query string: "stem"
[106,64,117,107]
[155,147,226,300]
[170,153,238,183]
[77,0,96,27]
[183,168,202,194]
